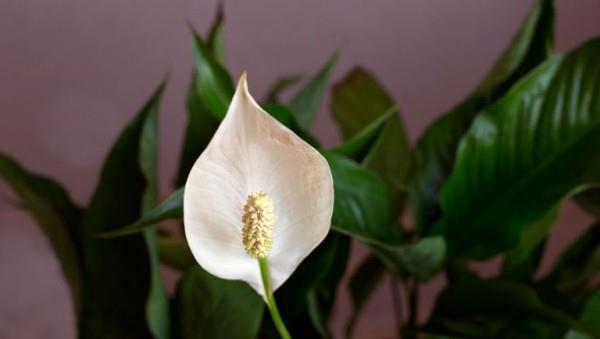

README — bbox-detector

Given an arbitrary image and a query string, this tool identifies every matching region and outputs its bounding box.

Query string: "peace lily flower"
[183,73,334,338]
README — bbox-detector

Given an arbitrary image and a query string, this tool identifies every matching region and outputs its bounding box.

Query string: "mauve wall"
[0,0,599,338]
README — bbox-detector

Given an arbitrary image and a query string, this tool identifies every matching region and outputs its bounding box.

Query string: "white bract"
[183,73,334,297]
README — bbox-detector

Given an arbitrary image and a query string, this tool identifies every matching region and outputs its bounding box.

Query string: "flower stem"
[259,257,292,339]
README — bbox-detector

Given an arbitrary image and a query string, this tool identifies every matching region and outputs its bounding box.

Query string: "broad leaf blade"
[324,151,403,246]
[375,236,446,281]
[332,67,411,209]
[78,85,165,338]
[436,40,600,258]
[0,154,83,311]
[410,0,555,232]
[175,267,264,339]
[290,51,338,129]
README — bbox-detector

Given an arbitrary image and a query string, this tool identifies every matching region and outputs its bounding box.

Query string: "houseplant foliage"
[1,0,599,338]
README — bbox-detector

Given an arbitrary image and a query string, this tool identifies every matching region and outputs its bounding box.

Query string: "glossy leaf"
[375,236,446,281]
[324,151,403,246]
[436,39,600,258]
[289,51,338,129]
[0,154,83,311]
[191,30,234,119]
[175,267,264,339]
[332,67,411,209]
[345,254,386,338]
[501,207,559,281]
[410,0,555,232]
[78,85,165,338]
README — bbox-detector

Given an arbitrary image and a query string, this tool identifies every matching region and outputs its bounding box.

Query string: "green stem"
[259,258,292,339]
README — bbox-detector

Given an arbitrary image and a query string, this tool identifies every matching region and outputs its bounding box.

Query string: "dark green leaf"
[331,107,395,162]
[290,51,338,129]
[175,267,264,339]
[78,85,164,338]
[436,39,600,259]
[0,154,83,311]
[156,235,195,271]
[410,0,555,233]
[501,207,559,281]
[175,75,220,187]
[565,291,600,338]
[191,30,234,119]
[375,236,446,281]
[430,279,582,337]
[332,67,411,209]
[345,254,386,338]
[324,151,403,246]
[264,74,303,103]
[100,188,183,238]
[138,86,170,339]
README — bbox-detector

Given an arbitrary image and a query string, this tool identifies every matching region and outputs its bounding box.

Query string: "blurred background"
[0,0,599,338]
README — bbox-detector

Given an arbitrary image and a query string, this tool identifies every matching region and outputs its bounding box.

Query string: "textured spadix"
[183,73,334,296]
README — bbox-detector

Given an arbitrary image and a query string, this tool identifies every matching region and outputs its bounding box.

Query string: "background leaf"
[289,51,338,129]
[0,154,83,311]
[437,39,600,258]
[410,0,555,233]
[78,85,165,338]
[375,236,446,281]
[332,67,410,209]
[174,267,264,339]
[191,30,234,119]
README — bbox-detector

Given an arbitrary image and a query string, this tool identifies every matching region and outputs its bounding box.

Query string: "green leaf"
[78,85,165,338]
[0,154,83,311]
[375,236,446,281]
[410,0,555,233]
[345,254,386,338]
[274,233,348,338]
[332,107,395,162]
[264,74,303,103]
[429,279,582,337]
[156,235,195,271]
[289,51,338,129]
[544,223,600,295]
[324,151,403,246]
[100,188,183,238]
[564,291,600,339]
[175,75,220,187]
[436,39,600,259]
[138,84,170,339]
[501,207,559,281]
[191,30,234,119]
[332,67,411,209]
[174,267,264,339]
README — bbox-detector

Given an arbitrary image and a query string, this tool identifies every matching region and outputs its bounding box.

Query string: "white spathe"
[183,73,334,297]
